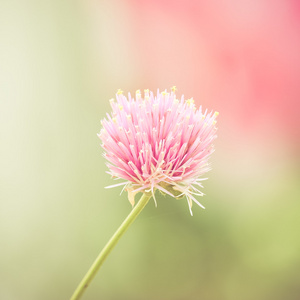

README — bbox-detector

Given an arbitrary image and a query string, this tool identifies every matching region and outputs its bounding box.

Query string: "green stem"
[70,193,151,300]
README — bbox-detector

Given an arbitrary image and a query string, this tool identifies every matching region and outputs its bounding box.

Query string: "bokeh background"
[1,1,300,299]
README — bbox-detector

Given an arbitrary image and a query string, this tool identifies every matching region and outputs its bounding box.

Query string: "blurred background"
[1,1,300,299]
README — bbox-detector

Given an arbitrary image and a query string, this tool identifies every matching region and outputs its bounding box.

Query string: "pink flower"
[98,87,218,215]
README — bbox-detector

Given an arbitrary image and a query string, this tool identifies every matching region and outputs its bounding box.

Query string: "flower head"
[98,88,218,215]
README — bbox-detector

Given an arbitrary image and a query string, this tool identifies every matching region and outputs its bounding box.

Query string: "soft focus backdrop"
[1,1,300,300]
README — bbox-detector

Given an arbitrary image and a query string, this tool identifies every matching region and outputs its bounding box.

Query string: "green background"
[1,1,299,300]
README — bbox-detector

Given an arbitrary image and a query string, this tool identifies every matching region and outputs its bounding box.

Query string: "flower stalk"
[70,192,152,300]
